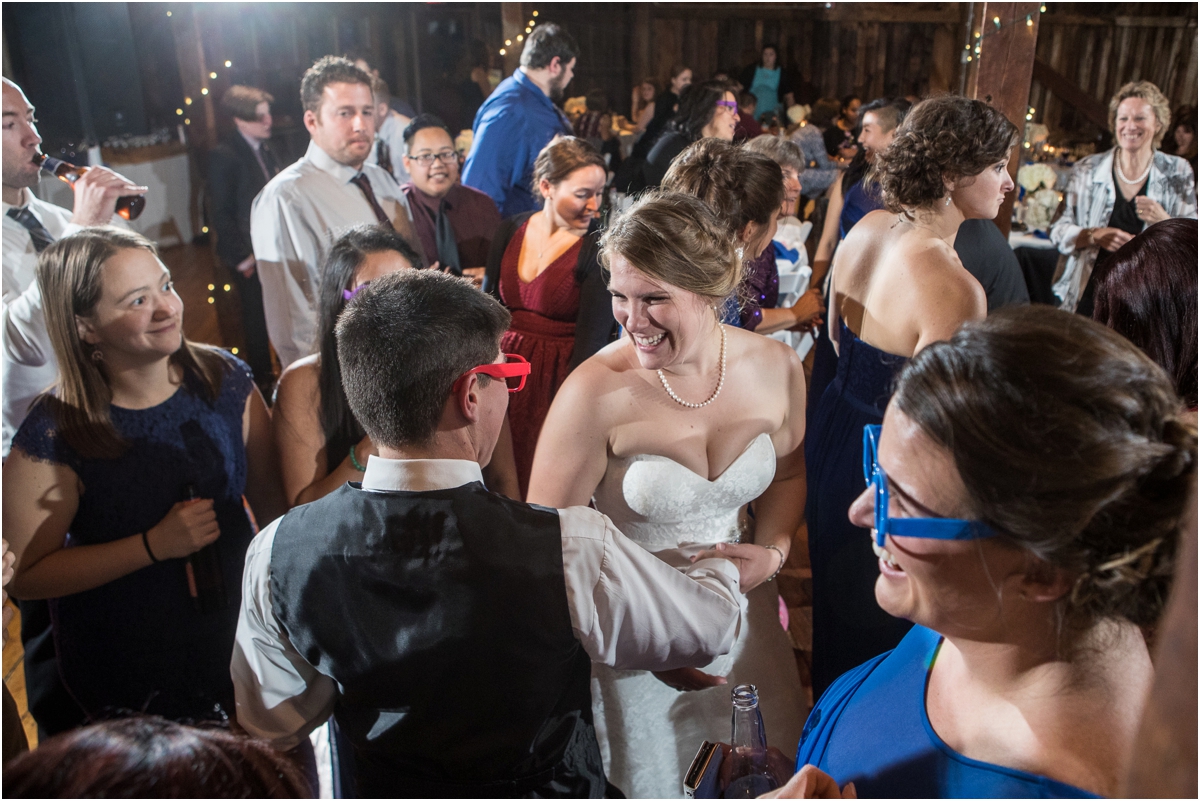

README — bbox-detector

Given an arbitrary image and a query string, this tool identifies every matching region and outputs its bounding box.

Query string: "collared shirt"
[401,182,502,269]
[462,69,573,217]
[365,110,412,186]
[239,130,273,183]
[1,188,124,455]
[232,456,742,750]
[249,140,427,368]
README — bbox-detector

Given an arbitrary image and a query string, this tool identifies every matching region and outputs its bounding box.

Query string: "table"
[1009,230,1061,305]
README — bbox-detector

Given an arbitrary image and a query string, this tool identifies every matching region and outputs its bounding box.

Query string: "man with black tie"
[209,85,280,391]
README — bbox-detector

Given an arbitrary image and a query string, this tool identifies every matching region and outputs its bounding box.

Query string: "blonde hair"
[37,227,228,459]
[1109,81,1171,149]
[599,190,741,303]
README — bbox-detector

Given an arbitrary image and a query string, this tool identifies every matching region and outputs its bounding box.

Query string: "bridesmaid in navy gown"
[805,96,1017,699]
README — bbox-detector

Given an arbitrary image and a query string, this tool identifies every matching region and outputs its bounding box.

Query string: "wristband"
[142,530,159,563]
[349,443,366,472]
[764,544,786,582]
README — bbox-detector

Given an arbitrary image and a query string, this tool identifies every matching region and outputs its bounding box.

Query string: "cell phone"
[684,740,725,799]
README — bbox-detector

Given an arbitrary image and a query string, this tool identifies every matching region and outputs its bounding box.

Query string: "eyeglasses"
[407,151,458,167]
[452,353,531,394]
[715,100,738,111]
[862,424,997,548]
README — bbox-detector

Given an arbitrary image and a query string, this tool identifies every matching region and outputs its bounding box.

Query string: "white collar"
[360,456,484,492]
[1,186,33,214]
[304,139,363,184]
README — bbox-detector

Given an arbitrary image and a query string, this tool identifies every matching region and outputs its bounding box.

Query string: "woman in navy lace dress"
[3,228,285,727]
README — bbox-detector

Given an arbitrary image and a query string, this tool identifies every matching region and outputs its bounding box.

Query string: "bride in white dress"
[528,191,808,798]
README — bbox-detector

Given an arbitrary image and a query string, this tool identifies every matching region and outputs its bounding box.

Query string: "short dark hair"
[894,305,1196,632]
[585,88,609,114]
[317,225,423,458]
[221,85,273,121]
[402,113,453,151]
[840,93,861,113]
[337,270,511,447]
[1093,218,1198,408]
[807,98,842,130]
[300,55,372,115]
[670,79,732,142]
[520,23,578,70]
[737,91,757,110]
[663,138,785,233]
[874,95,1018,211]
[2,716,311,798]
[858,96,912,133]
[370,75,390,103]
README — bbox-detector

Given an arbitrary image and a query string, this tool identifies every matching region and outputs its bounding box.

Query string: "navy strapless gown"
[804,320,912,701]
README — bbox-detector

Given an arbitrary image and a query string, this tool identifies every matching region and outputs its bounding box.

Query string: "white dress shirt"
[366,110,412,186]
[232,457,743,750]
[249,140,427,368]
[1,188,123,455]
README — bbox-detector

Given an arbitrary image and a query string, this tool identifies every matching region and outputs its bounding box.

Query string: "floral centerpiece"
[1016,163,1061,233]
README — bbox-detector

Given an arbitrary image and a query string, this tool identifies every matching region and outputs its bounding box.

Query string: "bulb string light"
[963,7,1043,63]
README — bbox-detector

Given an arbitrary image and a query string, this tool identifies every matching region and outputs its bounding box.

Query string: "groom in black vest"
[232,269,743,798]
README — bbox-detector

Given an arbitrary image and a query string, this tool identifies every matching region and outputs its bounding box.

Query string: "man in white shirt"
[2,76,145,737]
[232,269,742,797]
[365,76,411,186]
[250,56,426,369]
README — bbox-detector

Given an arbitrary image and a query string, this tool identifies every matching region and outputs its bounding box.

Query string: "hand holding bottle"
[66,165,148,226]
[146,499,220,560]
[759,765,856,799]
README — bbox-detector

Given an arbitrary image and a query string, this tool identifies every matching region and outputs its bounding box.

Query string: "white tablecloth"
[1008,231,1057,250]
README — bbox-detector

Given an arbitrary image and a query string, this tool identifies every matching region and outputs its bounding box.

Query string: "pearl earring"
[945,195,952,207]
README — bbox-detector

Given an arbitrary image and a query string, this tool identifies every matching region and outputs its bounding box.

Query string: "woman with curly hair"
[794,305,1195,797]
[805,95,1017,699]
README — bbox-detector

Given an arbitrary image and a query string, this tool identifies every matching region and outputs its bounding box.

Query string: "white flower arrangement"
[1017,163,1057,193]
[1024,187,1061,232]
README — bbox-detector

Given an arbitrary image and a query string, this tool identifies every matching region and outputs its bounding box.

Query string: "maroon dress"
[499,222,585,498]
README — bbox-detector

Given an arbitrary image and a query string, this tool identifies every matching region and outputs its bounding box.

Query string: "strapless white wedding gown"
[591,433,805,799]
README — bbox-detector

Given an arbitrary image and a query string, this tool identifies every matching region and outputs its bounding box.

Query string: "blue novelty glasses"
[862,424,997,548]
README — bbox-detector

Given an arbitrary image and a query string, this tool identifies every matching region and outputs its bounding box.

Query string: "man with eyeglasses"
[400,114,500,287]
[232,269,744,797]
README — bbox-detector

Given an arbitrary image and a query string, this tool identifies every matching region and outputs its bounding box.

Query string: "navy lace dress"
[12,352,255,723]
[804,320,912,701]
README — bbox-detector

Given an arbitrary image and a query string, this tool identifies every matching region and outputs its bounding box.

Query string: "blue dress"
[804,320,912,700]
[796,626,1099,798]
[839,179,884,241]
[12,351,255,722]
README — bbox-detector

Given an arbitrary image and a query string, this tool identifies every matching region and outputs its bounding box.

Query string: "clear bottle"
[723,684,779,799]
[35,153,146,221]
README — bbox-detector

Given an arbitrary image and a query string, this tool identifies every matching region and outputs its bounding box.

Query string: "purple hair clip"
[343,282,368,301]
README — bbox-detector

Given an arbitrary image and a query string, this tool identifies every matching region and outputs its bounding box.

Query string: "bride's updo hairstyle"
[599,189,741,304]
[661,138,784,243]
[874,95,1018,212]
[892,305,1196,632]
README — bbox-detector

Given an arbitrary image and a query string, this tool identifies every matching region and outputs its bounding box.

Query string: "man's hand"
[652,666,727,691]
[236,255,257,278]
[69,166,147,226]
[761,765,857,799]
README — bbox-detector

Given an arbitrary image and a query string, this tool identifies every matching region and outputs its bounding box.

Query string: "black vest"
[270,482,605,798]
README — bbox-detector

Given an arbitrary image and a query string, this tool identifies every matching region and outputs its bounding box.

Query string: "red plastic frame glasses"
[452,353,531,394]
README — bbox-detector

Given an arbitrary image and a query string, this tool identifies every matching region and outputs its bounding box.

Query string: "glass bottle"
[182,482,228,615]
[35,153,146,221]
[723,684,779,799]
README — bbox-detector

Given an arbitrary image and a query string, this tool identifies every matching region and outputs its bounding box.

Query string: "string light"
[525,27,532,33]
[505,39,511,45]
[993,15,1001,27]
[224,60,232,67]
[166,10,172,16]
[223,284,231,292]
[201,88,208,95]
[499,48,506,55]
[527,19,534,26]
[208,297,215,304]
[517,34,523,41]
[176,108,183,115]
[202,226,209,233]
[209,71,218,79]
[1026,15,1033,27]
[208,284,215,291]
[532,10,538,15]
[1040,4,1046,11]
[185,97,193,105]
[185,118,191,124]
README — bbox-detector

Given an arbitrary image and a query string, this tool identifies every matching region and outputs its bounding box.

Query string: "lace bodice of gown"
[592,432,776,551]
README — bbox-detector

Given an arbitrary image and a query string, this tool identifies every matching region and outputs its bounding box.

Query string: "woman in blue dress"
[805,96,1017,699]
[4,228,286,726]
[792,305,1194,797]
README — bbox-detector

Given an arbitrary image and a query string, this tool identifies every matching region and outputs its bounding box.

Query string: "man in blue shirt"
[462,23,577,217]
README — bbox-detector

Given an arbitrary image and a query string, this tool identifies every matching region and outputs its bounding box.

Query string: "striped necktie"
[7,206,54,253]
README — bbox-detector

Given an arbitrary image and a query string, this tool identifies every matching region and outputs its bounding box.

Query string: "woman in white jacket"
[1050,80,1196,313]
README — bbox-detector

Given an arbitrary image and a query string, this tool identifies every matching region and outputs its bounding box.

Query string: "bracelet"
[142,530,159,563]
[349,443,366,472]
[764,544,786,582]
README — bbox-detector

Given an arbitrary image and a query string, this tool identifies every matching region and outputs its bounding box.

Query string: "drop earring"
[945,195,952,207]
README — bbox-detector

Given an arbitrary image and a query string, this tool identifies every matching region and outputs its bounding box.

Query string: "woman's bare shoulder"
[274,355,321,409]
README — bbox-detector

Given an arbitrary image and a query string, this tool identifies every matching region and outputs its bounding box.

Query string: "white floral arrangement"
[1017,163,1057,193]
[1024,187,1061,232]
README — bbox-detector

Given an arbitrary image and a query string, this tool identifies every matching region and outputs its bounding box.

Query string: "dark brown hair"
[519,22,578,70]
[300,56,371,115]
[1093,218,1198,408]
[670,80,732,142]
[2,716,311,798]
[221,85,273,122]
[893,304,1196,630]
[531,135,606,191]
[662,138,785,235]
[36,228,228,460]
[874,95,1018,211]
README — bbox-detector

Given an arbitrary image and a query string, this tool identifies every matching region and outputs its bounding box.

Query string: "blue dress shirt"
[462,69,574,218]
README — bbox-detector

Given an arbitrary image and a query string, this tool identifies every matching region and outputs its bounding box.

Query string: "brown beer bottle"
[35,153,146,221]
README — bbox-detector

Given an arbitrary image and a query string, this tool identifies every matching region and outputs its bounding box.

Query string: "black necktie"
[261,142,279,177]
[376,139,394,181]
[7,207,54,253]
[435,199,462,275]
[349,173,395,231]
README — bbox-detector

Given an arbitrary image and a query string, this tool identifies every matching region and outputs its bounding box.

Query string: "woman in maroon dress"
[484,137,615,497]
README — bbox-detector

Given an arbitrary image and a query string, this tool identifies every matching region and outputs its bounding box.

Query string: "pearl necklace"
[657,324,727,409]
[1116,153,1153,185]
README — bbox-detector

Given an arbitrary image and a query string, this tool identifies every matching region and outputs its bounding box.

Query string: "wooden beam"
[501,3,524,77]
[648,3,963,24]
[1041,14,1196,28]
[169,5,216,150]
[631,4,651,87]
[1031,58,1109,130]
[969,2,1041,237]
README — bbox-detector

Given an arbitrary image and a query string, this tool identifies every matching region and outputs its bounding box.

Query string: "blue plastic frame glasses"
[862,424,997,548]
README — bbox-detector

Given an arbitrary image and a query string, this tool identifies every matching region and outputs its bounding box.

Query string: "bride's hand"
[652,667,728,692]
[692,542,784,593]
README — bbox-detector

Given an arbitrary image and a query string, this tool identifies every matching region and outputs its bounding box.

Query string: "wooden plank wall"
[1029,6,1198,142]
